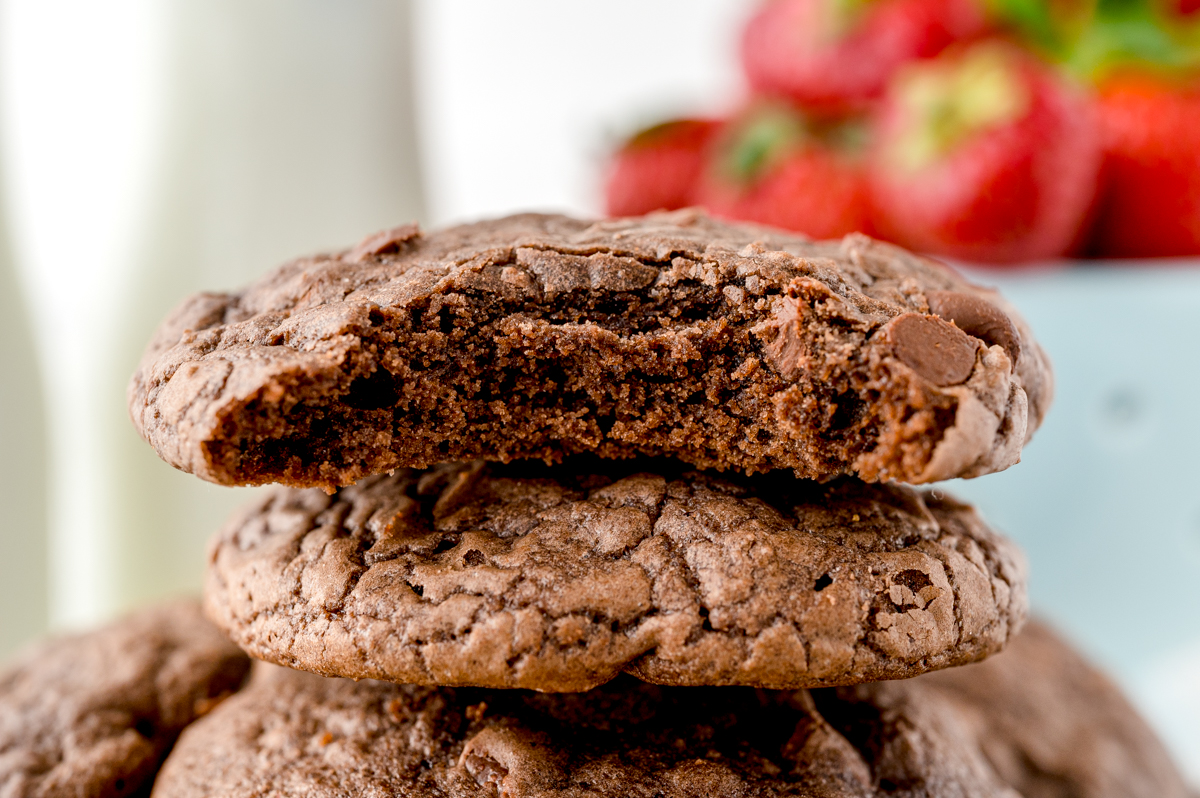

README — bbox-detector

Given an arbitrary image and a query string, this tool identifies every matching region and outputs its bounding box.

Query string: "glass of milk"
[0,0,424,639]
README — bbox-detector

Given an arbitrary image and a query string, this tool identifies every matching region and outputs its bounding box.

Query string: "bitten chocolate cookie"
[130,211,1051,489]
[910,619,1192,798]
[0,601,251,798]
[204,460,1026,691]
[150,665,1021,798]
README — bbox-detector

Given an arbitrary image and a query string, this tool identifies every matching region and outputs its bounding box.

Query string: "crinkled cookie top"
[914,620,1193,798]
[204,459,1026,691]
[0,602,250,798]
[151,664,1023,798]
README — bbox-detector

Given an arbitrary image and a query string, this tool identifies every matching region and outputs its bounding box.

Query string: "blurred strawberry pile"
[603,0,1200,263]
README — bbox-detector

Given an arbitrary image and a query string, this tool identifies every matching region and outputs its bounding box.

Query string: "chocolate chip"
[432,461,486,521]
[349,223,422,262]
[464,752,509,794]
[884,313,978,386]
[926,290,1020,365]
[763,295,806,379]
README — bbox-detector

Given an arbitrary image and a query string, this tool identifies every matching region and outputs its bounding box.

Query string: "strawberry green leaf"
[1068,0,1199,77]
[987,0,1066,53]
[722,108,808,184]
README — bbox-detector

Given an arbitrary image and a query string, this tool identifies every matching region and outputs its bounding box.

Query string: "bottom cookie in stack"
[148,620,1192,798]
[0,488,1193,796]
[915,621,1192,798]
[0,602,250,798]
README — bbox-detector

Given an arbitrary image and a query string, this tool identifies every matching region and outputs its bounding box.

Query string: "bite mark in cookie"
[129,211,1052,489]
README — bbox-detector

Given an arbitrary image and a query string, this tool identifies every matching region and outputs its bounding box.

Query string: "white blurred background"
[0,0,1196,781]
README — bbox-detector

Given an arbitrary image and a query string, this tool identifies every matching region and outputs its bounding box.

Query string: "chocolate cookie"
[150,665,1020,798]
[129,211,1051,489]
[909,619,1192,798]
[0,601,251,798]
[204,460,1026,691]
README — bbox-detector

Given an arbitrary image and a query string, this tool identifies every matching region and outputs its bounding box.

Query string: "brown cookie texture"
[203,460,1027,692]
[129,210,1052,490]
[910,619,1192,798]
[149,664,1022,798]
[0,601,251,798]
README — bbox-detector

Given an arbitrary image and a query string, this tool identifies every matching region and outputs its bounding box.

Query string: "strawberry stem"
[987,0,1067,54]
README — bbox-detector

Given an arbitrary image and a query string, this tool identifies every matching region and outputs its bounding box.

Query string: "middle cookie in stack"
[129,211,1051,793]
[203,461,1025,692]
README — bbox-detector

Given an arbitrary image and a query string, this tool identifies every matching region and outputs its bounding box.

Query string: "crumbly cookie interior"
[203,250,955,488]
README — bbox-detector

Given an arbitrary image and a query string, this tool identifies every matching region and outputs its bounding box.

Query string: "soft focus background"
[0,0,1197,782]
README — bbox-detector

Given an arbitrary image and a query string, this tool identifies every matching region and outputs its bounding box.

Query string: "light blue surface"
[944,262,1200,778]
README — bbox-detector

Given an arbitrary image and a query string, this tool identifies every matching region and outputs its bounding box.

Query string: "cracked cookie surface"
[150,664,1022,798]
[204,460,1026,691]
[911,619,1192,798]
[130,211,1051,489]
[0,601,251,798]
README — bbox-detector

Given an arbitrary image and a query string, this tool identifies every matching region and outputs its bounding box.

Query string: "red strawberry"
[604,119,720,217]
[694,103,874,239]
[741,0,988,113]
[869,40,1101,263]
[1090,72,1200,257]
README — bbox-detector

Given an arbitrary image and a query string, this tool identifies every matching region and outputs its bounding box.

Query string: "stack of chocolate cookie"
[3,211,1190,797]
